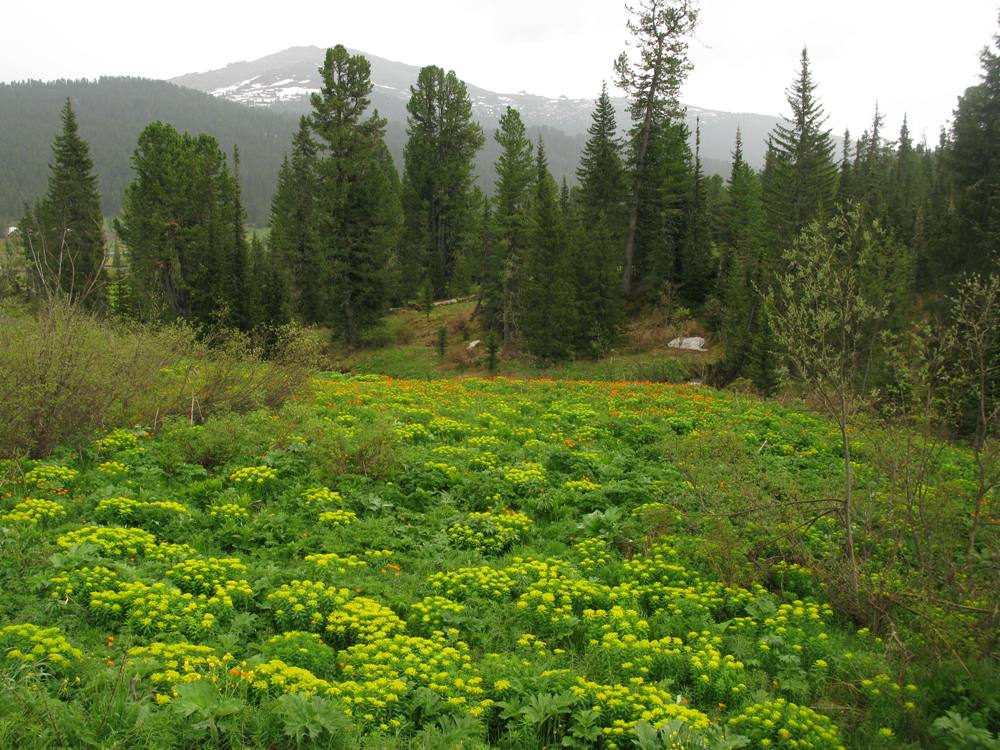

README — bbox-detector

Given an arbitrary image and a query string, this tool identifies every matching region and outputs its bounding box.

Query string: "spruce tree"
[310,45,402,346]
[679,118,711,305]
[764,48,838,248]
[521,139,576,361]
[950,16,1000,278]
[719,128,766,378]
[21,98,105,305]
[400,66,484,299]
[487,107,534,344]
[116,122,241,327]
[749,303,779,397]
[574,82,627,354]
[270,117,322,323]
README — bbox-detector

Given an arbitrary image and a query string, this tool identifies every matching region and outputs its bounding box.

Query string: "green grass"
[0,376,995,749]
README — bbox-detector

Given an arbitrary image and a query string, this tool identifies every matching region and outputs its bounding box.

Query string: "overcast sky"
[2,1,995,140]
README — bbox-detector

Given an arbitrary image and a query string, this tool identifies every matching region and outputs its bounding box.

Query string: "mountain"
[0,78,299,225]
[172,45,784,173]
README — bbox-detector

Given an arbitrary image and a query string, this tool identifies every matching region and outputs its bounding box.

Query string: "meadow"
[0,375,995,749]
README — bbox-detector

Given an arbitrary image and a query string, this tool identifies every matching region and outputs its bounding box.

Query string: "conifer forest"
[0,3,998,749]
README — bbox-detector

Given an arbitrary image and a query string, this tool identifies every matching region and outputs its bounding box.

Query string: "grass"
[327,302,718,382]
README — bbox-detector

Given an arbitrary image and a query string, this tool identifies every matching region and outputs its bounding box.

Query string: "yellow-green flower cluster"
[0,623,82,674]
[166,557,249,596]
[727,698,844,750]
[574,537,613,577]
[56,525,157,556]
[127,641,231,693]
[591,630,685,680]
[90,580,243,635]
[96,461,129,475]
[467,435,501,449]
[469,451,499,471]
[502,462,546,487]
[229,465,278,484]
[318,509,357,527]
[409,595,465,631]
[208,503,250,522]
[95,496,189,520]
[563,478,602,492]
[241,659,332,697]
[94,428,139,454]
[50,565,120,602]
[395,422,430,441]
[568,676,710,749]
[302,486,344,505]
[2,497,66,525]
[422,461,460,480]
[304,552,367,574]
[338,633,489,720]
[429,416,465,437]
[515,571,613,636]
[686,631,747,699]
[23,465,78,491]
[428,566,514,600]
[446,509,532,554]
[267,579,346,631]
[325,596,406,647]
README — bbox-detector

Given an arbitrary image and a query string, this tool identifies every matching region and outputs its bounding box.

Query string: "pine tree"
[488,107,534,344]
[310,45,402,346]
[270,117,322,323]
[224,146,249,330]
[615,0,699,296]
[21,98,105,305]
[764,48,838,247]
[400,66,484,299]
[521,139,577,361]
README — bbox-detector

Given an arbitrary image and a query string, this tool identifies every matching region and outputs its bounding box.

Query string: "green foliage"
[310,45,402,345]
[18,100,105,307]
[400,66,484,299]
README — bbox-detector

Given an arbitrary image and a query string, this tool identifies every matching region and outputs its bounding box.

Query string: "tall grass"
[0,302,322,458]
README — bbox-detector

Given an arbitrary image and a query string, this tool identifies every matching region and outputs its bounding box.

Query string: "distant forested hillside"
[0,78,299,226]
[0,79,604,226]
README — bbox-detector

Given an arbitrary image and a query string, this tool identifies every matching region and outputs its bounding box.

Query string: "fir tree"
[400,66,484,299]
[487,107,534,344]
[679,117,711,305]
[749,303,780,397]
[521,139,577,361]
[270,117,322,323]
[764,48,838,247]
[576,82,627,227]
[21,98,105,305]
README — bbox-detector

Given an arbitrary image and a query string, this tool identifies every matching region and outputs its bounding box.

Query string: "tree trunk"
[839,415,859,603]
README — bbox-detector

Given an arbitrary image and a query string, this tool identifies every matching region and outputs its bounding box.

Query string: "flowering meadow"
[0,376,995,749]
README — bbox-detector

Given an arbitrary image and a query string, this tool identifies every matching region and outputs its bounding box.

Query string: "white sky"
[2,1,995,140]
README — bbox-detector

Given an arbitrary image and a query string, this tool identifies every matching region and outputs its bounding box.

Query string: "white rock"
[467,340,481,350]
[667,336,708,352]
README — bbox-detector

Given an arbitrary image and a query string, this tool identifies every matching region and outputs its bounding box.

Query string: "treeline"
[0,77,593,227]
[5,7,999,376]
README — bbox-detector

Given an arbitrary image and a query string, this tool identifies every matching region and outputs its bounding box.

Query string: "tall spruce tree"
[574,83,627,354]
[950,16,1000,278]
[400,66,484,299]
[679,118,711,304]
[270,117,323,323]
[309,45,402,346]
[21,98,105,305]
[615,0,699,297]
[718,128,766,379]
[764,48,838,248]
[521,139,576,361]
[487,106,534,344]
